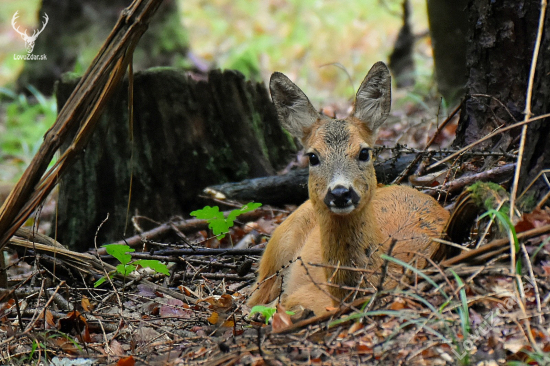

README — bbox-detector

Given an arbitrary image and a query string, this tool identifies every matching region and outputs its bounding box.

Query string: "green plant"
[27,331,83,364]
[479,208,522,274]
[329,255,477,363]
[94,244,169,287]
[249,305,294,324]
[190,202,262,240]
[0,86,57,181]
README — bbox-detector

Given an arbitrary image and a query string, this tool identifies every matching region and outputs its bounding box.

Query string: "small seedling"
[190,202,262,239]
[94,244,169,287]
[249,305,294,324]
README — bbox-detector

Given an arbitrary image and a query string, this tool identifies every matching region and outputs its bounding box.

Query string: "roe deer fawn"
[247,62,449,315]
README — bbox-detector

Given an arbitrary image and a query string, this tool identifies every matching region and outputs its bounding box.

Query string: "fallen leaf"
[109,339,126,356]
[117,356,135,366]
[81,296,93,312]
[389,299,406,311]
[200,294,233,311]
[504,339,526,353]
[45,310,55,328]
[515,207,550,233]
[208,312,219,325]
[137,284,156,297]
[348,321,363,334]
[222,320,235,327]
[52,337,80,355]
[272,304,292,331]
[357,344,372,354]
[159,298,191,318]
[58,311,87,334]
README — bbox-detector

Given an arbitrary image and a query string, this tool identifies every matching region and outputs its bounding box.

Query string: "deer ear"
[352,62,391,132]
[270,72,320,140]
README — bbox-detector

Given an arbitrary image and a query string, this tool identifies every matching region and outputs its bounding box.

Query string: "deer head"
[12,11,49,54]
[270,62,391,215]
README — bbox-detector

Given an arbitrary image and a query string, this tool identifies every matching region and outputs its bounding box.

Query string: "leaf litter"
[1,99,550,366]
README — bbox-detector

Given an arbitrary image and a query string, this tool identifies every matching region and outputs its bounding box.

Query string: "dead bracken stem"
[509,0,547,350]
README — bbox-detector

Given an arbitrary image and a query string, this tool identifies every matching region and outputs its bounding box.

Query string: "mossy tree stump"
[55,68,295,251]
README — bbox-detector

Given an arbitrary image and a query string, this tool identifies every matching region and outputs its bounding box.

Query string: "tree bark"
[55,68,295,251]
[455,0,550,195]
[426,0,469,104]
[17,0,188,95]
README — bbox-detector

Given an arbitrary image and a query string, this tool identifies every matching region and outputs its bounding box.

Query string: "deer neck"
[317,199,385,297]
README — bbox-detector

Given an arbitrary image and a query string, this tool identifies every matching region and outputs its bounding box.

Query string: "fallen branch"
[440,223,550,267]
[96,207,273,255]
[424,163,515,196]
[0,0,164,250]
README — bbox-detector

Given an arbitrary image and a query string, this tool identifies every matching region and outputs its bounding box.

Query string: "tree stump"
[55,68,295,251]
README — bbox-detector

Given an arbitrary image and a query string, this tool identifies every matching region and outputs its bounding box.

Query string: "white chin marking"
[330,205,355,215]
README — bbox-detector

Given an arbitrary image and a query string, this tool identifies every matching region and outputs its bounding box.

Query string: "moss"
[466,181,509,211]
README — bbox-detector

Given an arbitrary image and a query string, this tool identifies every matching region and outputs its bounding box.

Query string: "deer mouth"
[328,204,356,215]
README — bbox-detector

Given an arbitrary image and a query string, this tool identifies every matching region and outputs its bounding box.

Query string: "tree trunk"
[55,68,295,251]
[17,0,188,95]
[455,0,550,196]
[426,0,469,104]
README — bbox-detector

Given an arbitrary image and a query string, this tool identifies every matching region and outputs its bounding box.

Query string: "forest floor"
[1,90,550,366]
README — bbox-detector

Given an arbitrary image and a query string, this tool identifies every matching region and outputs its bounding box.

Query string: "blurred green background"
[0,0,435,182]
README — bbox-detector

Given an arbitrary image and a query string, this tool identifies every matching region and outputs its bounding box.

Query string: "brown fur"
[247,62,449,314]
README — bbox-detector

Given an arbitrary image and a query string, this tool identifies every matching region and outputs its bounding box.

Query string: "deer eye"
[307,153,320,166]
[358,148,371,162]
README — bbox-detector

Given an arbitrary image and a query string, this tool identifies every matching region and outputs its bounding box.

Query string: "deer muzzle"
[324,185,360,214]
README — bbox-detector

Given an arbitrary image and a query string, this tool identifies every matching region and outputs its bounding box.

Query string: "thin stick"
[440,223,550,267]
[509,0,547,299]
[521,243,544,325]
[392,102,462,185]
[427,112,550,170]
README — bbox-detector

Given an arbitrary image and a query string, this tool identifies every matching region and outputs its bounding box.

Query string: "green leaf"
[190,205,224,220]
[94,272,116,287]
[103,244,134,265]
[450,269,470,335]
[94,277,107,288]
[134,259,170,276]
[479,209,522,274]
[227,202,262,222]
[116,263,136,277]
[190,206,230,239]
[249,305,277,324]
[190,203,262,240]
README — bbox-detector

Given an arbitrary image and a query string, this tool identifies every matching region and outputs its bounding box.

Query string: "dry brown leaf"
[503,339,526,353]
[58,310,87,334]
[515,207,550,233]
[348,321,363,334]
[208,312,219,325]
[272,304,292,331]
[389,298,406,310]
[222,320,235,327]
[45,310,55,328]
[81,296,93,312]
[200,294,234,311]
[109,339,126,357]
[178,285,195,297]
[52,337,80,355]
[117,356,136,366]
[356,343,372,354]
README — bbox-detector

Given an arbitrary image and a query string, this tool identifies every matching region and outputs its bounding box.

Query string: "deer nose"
[324,185,359,208]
